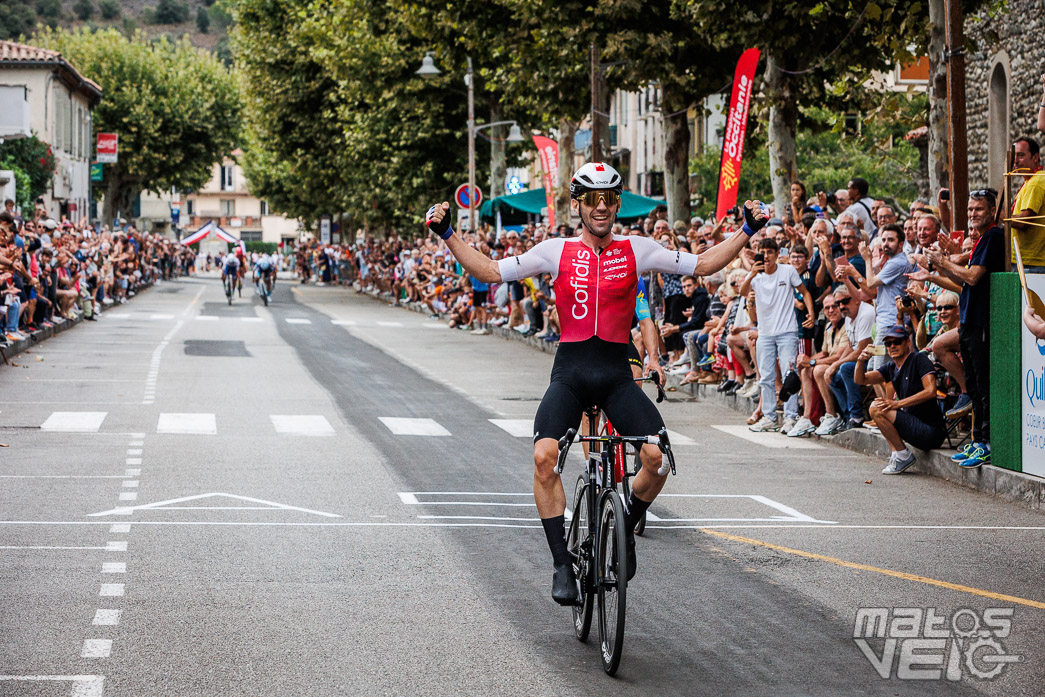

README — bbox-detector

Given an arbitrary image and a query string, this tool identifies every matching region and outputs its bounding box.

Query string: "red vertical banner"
[715,48,760,221]
[532,135,558,230]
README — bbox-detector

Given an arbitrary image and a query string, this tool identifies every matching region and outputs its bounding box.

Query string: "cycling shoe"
[552,563,580,606]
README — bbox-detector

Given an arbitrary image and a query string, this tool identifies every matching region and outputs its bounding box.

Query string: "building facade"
[0,40,101,222]
[183,151,300,247]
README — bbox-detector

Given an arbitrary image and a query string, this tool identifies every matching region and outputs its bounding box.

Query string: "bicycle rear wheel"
[597,490,628,675]
[567,475,593,642]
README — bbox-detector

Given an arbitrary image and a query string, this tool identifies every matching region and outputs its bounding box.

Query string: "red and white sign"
[532,135,558,230]
[715,48,760,221]
[454,183,482,209]
[96,133,118,163]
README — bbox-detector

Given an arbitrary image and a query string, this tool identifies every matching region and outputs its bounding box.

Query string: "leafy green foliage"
[98,0,119,20]
[0,165,33,210]
[152,0,190,24]
[0,134,57,201]
[244,241,278,254]
[35,0,63,22]
[196,5,210,32]
[73,0,94,21]
[689,111,922,217]
[32,27,241,220]
[0,1,37,40]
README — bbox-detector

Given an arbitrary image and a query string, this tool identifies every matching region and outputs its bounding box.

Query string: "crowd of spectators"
[345,133,1045,475]
[1,199,194,350]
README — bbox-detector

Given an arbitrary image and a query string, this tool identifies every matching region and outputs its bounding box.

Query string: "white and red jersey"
[497,235,699,343]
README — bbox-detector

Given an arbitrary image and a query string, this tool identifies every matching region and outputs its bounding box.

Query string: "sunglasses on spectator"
[578,190,621,208]
[970,189,997,204]
[823,303,838,309]
[936,304,957,311]
[883,338,906,347]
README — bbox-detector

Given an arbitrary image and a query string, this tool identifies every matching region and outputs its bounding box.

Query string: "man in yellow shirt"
[1011,136,1045,272]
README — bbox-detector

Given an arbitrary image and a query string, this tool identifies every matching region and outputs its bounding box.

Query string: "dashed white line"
[99,584,124,597]
[270,415,335,436]
[378,417,451,436]
[80,639,112,658]
[376,321,403,327]
[101,562,126,573]
[118,492,138,501]
[285,318,311,324]
[125,469,140,476]
[122,481,138,488]
[126,458,142,465]
[92,609,121,626]
[105,541,128,552]
[109,524,131,534]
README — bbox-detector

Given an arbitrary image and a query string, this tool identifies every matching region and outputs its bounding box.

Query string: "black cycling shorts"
[533,337,664,444]
[473,289,488,306]
[626,340,642,368]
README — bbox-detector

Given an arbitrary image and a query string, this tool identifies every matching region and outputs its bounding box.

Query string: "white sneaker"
[471,327,486,335]
[669,365,691,375]
[787,417,816,438]
[815,414,842,436]
[780,417,798,436]
[882,451,916,475]
[102,298,114,305]
[739,378,760,399]
[748,416,780,432]
[672,355,690,367]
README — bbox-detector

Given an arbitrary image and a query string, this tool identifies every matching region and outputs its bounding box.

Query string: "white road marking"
[98,584,124,596]
[127,449,142,455]
[0,475,125,479]
[421,323,448,329]
[129,441,144,446]
[157,413,216,435]
[665,429,697,446]
[40,412,107,432]
[118,493,137,501]
[104,313,131,318]
[711,424,824,449]
[285,318,311,324]
[488,419,533,437]
[331,320,357,326]
[122,481,139,488]
[92,609,121,626]
[125,469,140,476]
[126,458,142,465]
[195,315,219,321]
[379,417,451,436]
[376,321,403,327]
[0,545,109,550]
[0,676,104,697]
[109,524,130,533]
[149,314,174,320]
[270,415,335,436]
[241,317,264,323]
[80,639,112,658]
[102,562,126,573]
[88,492,342,518]
[106,541,127,551]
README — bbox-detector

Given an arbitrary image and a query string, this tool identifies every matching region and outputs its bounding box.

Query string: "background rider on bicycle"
[426,162,768,605]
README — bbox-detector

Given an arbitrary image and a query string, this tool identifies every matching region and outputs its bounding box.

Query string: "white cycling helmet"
[570,162,623,199]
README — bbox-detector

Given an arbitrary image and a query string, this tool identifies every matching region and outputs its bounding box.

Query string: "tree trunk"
[764,53,798,220]
[556,118,578,230]
[102,173,136,226]
[662,85,692,225]
[488,100,507,200]
[927,0,949,195]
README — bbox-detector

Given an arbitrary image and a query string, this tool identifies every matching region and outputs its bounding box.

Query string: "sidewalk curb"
[0,283,154,365]
[663,375,1044,511]
[357,287,1043,511]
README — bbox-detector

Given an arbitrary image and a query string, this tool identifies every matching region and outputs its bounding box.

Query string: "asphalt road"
[1,274,1042,696]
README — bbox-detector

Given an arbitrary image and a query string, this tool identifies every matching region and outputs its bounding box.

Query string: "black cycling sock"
[745,373,755,380]
[626,492,652,529]
[541,515,571,566]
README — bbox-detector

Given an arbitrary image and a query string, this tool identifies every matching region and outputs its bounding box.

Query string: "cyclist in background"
[221,251,241,297]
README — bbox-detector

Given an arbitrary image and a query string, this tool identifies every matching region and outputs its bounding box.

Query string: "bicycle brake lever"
[657,428,676,475]
[555,428,577,474]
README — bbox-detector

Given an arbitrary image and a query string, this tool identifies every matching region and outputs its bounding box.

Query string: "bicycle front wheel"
[597,490,628,675]
[567,475,593,642]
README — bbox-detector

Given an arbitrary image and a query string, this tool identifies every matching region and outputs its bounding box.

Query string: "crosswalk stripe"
[666,429,697,446]
[376,321,403,327]
[489,419,533,438]
[331,320,357,326]
[270,415,334,436]
[157,413,217,435]
[285,318,311,324]
[41,412,108,432]
[195,315,219,321]
[711,425,823,449]
[421,323,448,329]
[379,417,451,436]
[149,314,174,320]
[241,317,264,323]
[103,312,131,319]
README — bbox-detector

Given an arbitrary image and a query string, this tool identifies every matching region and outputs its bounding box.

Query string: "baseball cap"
[883,325,910,340]
[42,219,58,230]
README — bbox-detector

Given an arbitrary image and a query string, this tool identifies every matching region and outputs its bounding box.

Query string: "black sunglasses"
[936,304,957,311]
[883,338,906,347]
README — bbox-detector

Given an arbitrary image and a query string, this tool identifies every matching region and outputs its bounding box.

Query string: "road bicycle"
[254,271,271,306]
[556,375,676,675]
[223,274,236,305]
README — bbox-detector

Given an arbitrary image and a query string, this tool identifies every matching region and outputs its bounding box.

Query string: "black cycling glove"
[426,205,454,240]
[742,202,768,237]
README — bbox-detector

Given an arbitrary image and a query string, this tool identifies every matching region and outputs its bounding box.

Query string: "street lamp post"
[417,53,524,233]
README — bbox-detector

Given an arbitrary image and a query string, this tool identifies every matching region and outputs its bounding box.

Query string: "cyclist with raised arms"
[426,162,767,605]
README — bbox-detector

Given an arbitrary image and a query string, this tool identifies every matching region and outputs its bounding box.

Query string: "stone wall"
[965,1,1045,189]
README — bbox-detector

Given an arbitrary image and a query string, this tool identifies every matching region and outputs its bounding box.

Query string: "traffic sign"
[96,133,118,163]
[90,162,103,182]
[454,183,482,209]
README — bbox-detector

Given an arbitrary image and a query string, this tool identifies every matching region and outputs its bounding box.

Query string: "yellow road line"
[701,528,1045,610]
